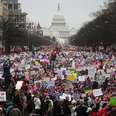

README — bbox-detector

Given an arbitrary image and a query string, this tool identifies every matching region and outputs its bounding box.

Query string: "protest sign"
[109,97,116,106]
[88,67,96,80]
[104,74,110,78]
[42,82,48,88]
[16,81,23,90]
[97,75,106,84]
[0,73,3,79]
[0,91,6,102]
[78,76,86,82]
[81,93,86,98]
[10,68,14,73]
[46,80,55,88]
[25,65,30,70]
[107,69,111,74]
[35,61,39,65]
[66,71,77,81]
[24,72,29,81]
[72,61,76,69]
[61,67,66,72]
[59,94,66,101]
[51,77,57,81]
[43,77,50,82]
[93,88,103,97]
[59,93,71,101]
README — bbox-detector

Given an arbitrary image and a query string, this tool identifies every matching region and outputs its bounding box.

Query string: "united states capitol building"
[42,4,77,43]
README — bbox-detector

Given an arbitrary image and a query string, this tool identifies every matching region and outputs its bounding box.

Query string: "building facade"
[26,20,43,37]
[0,0,8,21]
[0,0,9,47]
[0,0,27,48]
[7,0,27,29]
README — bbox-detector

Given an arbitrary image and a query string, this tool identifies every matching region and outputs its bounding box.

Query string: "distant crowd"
[0,45,116,116]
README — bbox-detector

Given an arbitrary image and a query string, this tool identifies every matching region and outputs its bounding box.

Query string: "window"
[8,4,12,9]
[14,4,18,10]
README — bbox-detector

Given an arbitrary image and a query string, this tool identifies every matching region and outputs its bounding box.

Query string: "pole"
[0,17,3,51]
[28,31,29,50]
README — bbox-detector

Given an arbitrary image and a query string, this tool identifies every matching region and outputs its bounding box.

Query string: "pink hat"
[44,92,48,97]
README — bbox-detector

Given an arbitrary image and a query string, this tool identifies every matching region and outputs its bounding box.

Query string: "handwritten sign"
[25,65,30,70]
[59,93,71,101]
[104,74,110,78]
[0,91,6,102]
[0,73,3,79]
[46,80,55,88]
[88,67,96,80]
[16,81,23,90]
[93,88,103,97]
[78,76,86,82]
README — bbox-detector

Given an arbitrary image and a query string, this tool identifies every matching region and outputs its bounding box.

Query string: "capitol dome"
[51,10,66,26]
[42,3,77,42]
[50,3,66,29]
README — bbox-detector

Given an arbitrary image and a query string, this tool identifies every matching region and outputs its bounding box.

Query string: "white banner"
[104,74,110,78]
[88,67,96,80]
[78,76,87,82]
[93,88,103,97]
[59,93,71,101]
[47,80,55,88]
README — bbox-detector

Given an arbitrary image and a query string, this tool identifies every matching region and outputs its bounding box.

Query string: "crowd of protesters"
[0,45,116,116]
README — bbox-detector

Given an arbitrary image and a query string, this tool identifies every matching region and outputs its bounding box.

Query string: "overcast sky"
[19,0,107,29]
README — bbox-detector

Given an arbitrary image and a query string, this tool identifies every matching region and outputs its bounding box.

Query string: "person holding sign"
[3,59,12,89]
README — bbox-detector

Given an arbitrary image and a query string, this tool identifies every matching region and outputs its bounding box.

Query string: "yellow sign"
[66,71,77,81]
